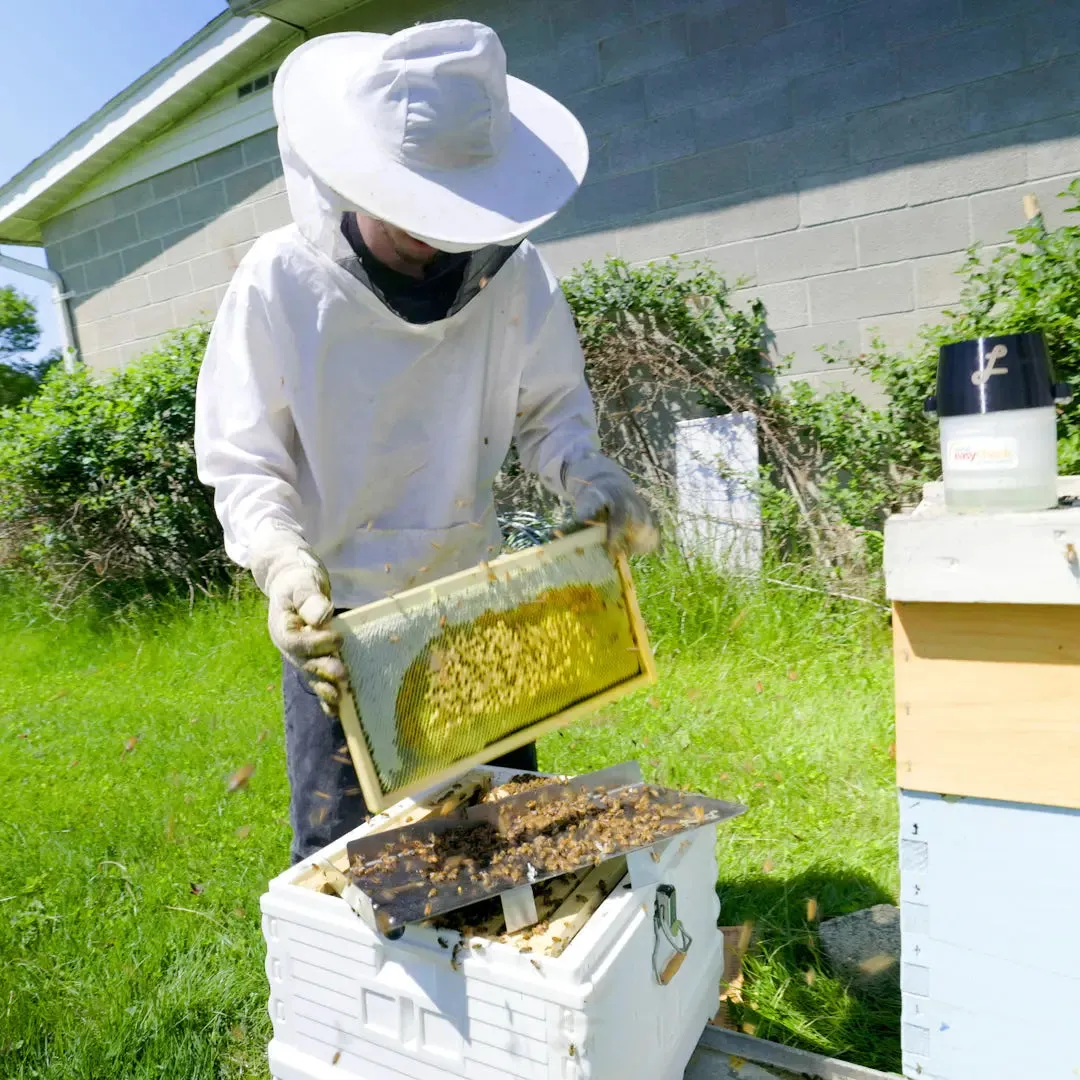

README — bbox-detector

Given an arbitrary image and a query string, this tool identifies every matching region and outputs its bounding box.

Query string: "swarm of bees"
[348,784,706,924]
[393,582,639,767]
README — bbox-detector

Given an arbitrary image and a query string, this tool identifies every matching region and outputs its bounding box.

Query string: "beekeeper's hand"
[564,454,660,557]
[250,527,347,714]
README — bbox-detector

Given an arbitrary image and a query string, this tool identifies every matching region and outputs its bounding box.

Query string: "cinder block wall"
[40,0,1080,384]
[41,130,289,371]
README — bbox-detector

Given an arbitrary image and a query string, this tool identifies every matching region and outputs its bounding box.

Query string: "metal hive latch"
[653,883,692,985]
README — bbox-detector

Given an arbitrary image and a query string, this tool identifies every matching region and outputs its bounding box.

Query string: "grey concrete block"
[73,317,101,354]
[540,229,617,277]
[172,285,227,326]
[71,290,112,324]
[907,143,1027,204]
[60,228,101,267]
[771,320,860,372]
[64,195,116,238]
[254,192,293,234]
[694,85,792,152]
[242,127,280,167]
[739,17,843,84]
[644,47,742,117]
[178,182,227,227]
[967,54,1080,135]
[206,206,258,249]
[599,15,686,83]
[970,176,1078,244]
[151,162,197,201]
[748,118,850,185]
[818,904,900,991]
[59,262,86,298]
[809,262,914,322]
[96,313,138,350]
[695,238,759,284]
[82,252,124,293]
[161,223,210,268]
[786,0,856,22]
[687,0,787,56]
[791,54,901,124]
[899,18,1025,98]
[95,214,140,255]
[859,310,924,353]
[757,220,856,283]
[147,262,193,304]
[616,204,736,263]
[551,0,634,51]
[857,201,971,266]
[735,279,808,329]
[494,12,554,61]
[798,166,909,226]
[108,275,151,317]
[1025,114,1080,179]
[136,198,183,241]
[849,88,967,164]
[224,160,279,206]
[514,44,601,97]
[1026,4,1080,65]
[571,168,657,227]
[195,142,246,186]
[599,110,695,176]
[111,178,157,218]
[656,144,750,209]
[188,246,244,291]
[841,0,962,59]
[568,77,646,136]
[133,300,179,341]
[914,251,966,309]
[701,189,800,245]
[121,237,165,277]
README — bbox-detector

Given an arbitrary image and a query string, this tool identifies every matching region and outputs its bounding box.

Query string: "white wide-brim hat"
[273,20,589,250]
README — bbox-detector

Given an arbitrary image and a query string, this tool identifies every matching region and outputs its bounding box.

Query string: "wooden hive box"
[885,478,1080,1080]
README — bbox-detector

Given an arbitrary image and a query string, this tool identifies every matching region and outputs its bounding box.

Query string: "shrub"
[0,325,229,609]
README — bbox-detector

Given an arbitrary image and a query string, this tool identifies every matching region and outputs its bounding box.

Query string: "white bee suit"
[194,132,601,609]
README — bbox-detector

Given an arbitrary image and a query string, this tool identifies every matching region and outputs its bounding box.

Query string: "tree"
[0,285,41,360]
[0,284,51,408]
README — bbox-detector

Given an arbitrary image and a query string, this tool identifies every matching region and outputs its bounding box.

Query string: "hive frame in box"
[333,525,657,812]
[262,765,726,1080]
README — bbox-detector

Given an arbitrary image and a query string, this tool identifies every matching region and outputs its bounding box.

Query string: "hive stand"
[884,478,1080,1080]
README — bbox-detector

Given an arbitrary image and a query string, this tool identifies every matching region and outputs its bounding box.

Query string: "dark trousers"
[282,659,538,864]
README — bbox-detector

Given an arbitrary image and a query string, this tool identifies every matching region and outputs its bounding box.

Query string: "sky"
[0,0,228,362]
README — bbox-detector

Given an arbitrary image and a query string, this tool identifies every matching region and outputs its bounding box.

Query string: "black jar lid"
[925,332,1072,416]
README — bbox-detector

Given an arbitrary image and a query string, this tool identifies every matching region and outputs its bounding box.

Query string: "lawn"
[0,556,899,1078]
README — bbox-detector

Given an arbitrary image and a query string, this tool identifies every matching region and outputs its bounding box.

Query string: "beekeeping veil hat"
[272,20,589,251]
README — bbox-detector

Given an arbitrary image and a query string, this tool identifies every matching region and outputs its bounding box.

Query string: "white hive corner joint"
[261,765,727,1080]
[884,477,1080,605]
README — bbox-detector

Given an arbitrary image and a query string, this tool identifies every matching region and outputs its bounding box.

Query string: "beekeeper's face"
[376,219,440,267]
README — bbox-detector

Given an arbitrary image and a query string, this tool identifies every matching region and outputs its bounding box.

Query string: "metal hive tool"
[342,763,746,937]
[333,526,657,812]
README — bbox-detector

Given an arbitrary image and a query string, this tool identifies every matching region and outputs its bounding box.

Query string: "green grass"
[0,556,899,1078]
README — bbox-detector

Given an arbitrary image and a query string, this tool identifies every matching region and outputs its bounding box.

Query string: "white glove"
[249,526,347,714]
[563,454,660,557]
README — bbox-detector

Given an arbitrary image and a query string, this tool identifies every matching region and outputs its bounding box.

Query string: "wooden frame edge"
[337,544,656,814]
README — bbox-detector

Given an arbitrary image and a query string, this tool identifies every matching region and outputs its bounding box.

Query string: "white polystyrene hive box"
[260,766,725,1080]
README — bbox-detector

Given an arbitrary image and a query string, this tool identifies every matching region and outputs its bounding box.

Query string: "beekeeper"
[194,19,657,862]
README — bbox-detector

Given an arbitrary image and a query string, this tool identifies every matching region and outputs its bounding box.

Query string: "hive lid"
[343,762,745,937]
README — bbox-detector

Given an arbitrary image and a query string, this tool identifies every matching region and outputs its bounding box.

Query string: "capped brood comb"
[333,525,656,812]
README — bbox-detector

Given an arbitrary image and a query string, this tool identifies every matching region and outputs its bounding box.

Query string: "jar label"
[946,436,1019,470]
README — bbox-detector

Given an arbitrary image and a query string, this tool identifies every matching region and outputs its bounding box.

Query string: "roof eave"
[0,11,291,245]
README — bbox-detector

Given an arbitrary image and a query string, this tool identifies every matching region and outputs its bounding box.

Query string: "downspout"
[0,252,79,372]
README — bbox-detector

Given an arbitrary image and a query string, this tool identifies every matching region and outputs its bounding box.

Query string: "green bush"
[3,182,1078,609]
[0,325,228,609]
